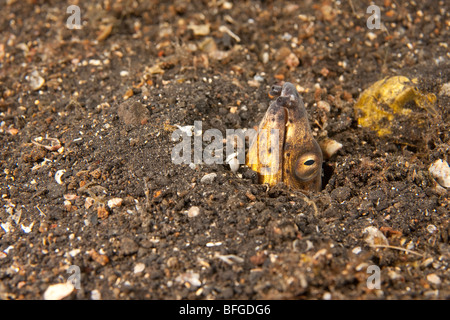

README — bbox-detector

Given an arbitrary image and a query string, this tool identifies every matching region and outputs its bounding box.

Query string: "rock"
[43,282,74,300]
[28,70,45,91]
[200,173,217,184]
[89,249,109,266]
[439,82,450,96]
[117,100,149,126]
[120,237,139,256]
[429,159,450,188]
[91,289,101,300]
[188,206,201,218]
[317,100,331,112]
[133,262,146,274]
[97,206,109,220]
[107,198,123,209]
[427,274,441,285]
[285,52,299,69]
[363,226,389,246]
[366,32,377,41]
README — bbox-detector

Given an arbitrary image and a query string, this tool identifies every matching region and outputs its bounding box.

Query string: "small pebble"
[43,283,74,300]
[28,70,45,91]
[91,289,102,300]
[439,82,450,96]
[426,224,437,234]
[262,52,269,64]
[253,74,264,82]
[363,226,389,246]
[134,262,146,274]
[88,59,102,66]
[366,32,377,41]
[317,100,331,112]
[107,198,123,209]
[200,173,217,184]
[188,206,201,218]
[429,159,450,188]
[427,274,441,285]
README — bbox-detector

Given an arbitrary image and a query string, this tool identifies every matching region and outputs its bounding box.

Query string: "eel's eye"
[294,154,321,181]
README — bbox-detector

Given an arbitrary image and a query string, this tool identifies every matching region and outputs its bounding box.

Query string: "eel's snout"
[280,82,299,100]
[273,82,300,108]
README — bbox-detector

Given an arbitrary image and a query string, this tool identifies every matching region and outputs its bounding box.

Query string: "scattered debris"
[32,137,62,151]
[216,254,244,265]
[218,25,240,42]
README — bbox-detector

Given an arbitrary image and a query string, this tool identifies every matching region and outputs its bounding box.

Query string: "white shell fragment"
[85,197,95,209]
[175,271,201,287]
[319,138,343,159]
[363,226,389,246]
[55,169,66,185]
[28,70,45,91]
[175,125,194,137]
[21,222,34,234]
[0,221,12,233]
[228,157,240,173]
[200,173,217,184]
[107,198,123,209]
[429,159,450,188]
[133,262,146,274]
[43,282,74,300]
[226,153,240,173]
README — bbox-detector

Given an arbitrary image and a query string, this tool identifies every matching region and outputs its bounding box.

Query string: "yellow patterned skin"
[247,83,323,192]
